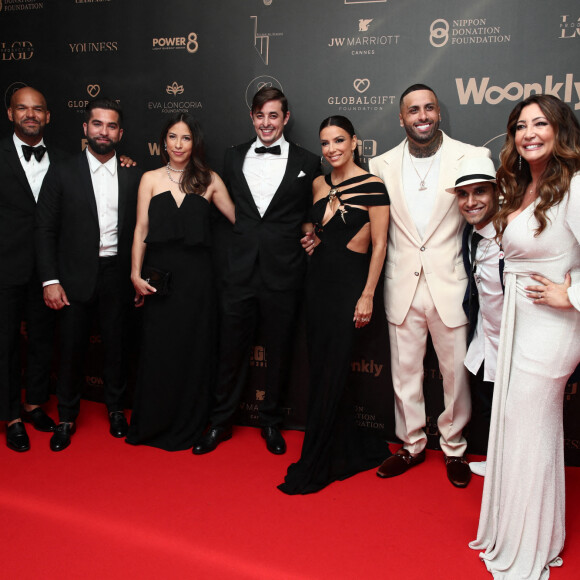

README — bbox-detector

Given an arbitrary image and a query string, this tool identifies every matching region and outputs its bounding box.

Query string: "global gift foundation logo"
[328,78,396,112]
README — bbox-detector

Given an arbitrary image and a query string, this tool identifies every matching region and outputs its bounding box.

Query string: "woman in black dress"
[279,116,391,494]
[126,114,234,451]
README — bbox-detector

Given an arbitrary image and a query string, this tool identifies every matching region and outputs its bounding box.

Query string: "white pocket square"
[298,171,306,178]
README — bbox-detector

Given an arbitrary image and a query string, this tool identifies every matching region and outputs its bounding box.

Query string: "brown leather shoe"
[445,454,471,488]
[376,448,425,478]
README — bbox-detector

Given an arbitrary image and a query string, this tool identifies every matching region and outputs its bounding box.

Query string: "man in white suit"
[369,84,490,487]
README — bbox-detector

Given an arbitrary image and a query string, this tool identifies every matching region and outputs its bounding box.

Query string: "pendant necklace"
[407,139,441,191]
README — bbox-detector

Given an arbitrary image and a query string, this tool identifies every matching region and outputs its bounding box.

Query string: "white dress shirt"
[242,136,289,217]
[86,148,119,257]
[464,221,503,382]
[13,133,50,201]
[402,144,441,239]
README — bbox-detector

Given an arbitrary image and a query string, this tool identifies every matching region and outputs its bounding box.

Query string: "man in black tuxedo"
[0,87,65,451]
[447,156,503,477]
[193,87,320,455]
[35,97,141,451]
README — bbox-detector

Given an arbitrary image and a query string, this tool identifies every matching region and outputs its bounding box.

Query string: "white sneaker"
[469,461,486,477]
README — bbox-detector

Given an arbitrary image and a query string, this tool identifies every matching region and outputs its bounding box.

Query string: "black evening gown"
[279,174,392,494]
[126,191,213,451]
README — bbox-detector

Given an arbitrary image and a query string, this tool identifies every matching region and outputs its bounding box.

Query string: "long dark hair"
[319,115,362,167]
[495,94,580,237]
[159,113,212,195]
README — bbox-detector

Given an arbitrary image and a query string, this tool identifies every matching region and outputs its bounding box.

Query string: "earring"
[518,154,521,171]
[164,143,167,151]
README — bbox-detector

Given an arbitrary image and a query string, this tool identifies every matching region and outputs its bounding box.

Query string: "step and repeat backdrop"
[2,0,579,461]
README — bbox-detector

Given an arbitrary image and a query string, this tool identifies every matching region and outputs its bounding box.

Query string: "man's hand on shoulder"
[119,154,137,167]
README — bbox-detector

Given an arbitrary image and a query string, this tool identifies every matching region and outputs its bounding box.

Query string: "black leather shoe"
[261,426,286,455]
[192,426,232,455]
[445,454,472,488]
[22,406,56,432]
[109,411,128,438]
[50,422,76,452]
[6,422,30,452]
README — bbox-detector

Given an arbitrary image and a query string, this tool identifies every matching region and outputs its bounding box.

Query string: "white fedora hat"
[446,157,497,194]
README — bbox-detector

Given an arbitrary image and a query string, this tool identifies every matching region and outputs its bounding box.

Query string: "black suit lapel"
[263,143,303,219]
[117,161,127,237]
[3,138,36,204]
[233,140,262,218]
[78,151,99,222]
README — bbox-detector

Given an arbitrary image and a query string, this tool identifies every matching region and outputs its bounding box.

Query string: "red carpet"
[2,398,580,579]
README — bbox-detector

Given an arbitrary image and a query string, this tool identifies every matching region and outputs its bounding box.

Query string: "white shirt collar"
[86,147,117,176]
[475,220,497,240]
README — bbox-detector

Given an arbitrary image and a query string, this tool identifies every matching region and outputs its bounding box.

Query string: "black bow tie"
[255,145,281,155]
[22,144,47,162]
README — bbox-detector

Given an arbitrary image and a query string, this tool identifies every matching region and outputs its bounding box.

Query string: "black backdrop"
[2,0,579,463]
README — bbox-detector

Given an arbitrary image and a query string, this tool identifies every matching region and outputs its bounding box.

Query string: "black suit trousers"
[210,267,301,428]
[0,279,56,421]
[56,257,129,422]
[468,365,495,455]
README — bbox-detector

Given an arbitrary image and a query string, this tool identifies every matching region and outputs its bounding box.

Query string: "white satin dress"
[470,174,580,579]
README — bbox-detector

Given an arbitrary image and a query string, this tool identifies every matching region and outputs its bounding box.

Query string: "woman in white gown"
[470,94,580,579]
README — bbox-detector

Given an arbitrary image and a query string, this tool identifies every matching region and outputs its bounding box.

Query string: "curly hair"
[159,113,212,195]
[494,94,580,238]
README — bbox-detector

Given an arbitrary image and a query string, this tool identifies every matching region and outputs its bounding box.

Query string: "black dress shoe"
[445,454,472,488]
[6,422,30,452]
[109,411,128,438]
[261,426,286,455]
[50,422,76,452]
[192,426,232,455]
[22,406,56,432]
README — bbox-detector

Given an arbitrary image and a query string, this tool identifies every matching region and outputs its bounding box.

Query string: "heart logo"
[353,78,370,93]
[87,84,100,97]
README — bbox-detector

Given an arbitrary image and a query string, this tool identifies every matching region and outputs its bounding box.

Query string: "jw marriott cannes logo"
[251,15,283,65]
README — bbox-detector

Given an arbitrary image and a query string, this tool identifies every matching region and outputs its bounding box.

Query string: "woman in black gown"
[126,114,235,451]
[278,116,391,494]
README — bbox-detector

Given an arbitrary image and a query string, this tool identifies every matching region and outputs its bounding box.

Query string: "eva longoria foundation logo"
[251,15,283,65]
[1,0,44,11]
[147,82,202,115]
[430,17,511,47]
[328,18,400,56]
[560,14,580,38]
[1,40,34,60]
[152,33,198,54]
[456,73,580,110]
[328,78,396,112]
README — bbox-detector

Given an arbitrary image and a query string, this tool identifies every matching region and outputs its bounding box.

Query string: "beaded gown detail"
[470,176,580,578]
[127,191,213,451]
[279,174,391,495]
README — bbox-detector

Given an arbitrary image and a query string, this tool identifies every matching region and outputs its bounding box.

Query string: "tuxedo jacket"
[35,151,142,302]
[369,132,491,327]
[222,139,320,291]
[461,223,504,345]
[0,136,69,286]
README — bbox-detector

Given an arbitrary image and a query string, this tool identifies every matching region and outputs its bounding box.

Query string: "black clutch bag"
[141,265,171,296]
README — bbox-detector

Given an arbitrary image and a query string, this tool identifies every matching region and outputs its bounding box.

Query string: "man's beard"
[87,135,117,155]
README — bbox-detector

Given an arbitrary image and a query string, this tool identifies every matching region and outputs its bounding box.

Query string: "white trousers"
[387,274,471,456]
